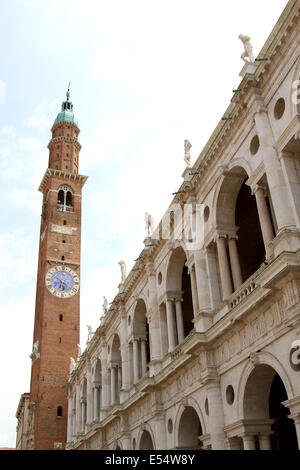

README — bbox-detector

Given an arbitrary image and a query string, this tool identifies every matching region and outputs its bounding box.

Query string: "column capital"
[252,184,268,197]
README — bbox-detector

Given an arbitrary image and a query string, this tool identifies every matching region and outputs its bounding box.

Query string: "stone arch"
[109,334,122,405]
[130,298,151,383]
[175,403,204,450]
[174,397,207,448]
[138,425,155,450]
[165,244,188,292]
[163,246,194,349]
[237,351,295,418]
[238,354,298,449]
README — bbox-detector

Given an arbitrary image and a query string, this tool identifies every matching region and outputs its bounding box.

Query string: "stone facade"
[67,0,300,451]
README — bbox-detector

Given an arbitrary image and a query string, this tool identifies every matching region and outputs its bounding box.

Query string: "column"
[254,102,295,230]
[117,366,122,400]
[216,236,232,301]
[81,399,86,433]
[207,381,226,450]
[175,299,185,344]
[120,311,130,391]
[75,383,81,434]
[254,186,274,258]
[67,392,73,442]
[166,299,177,352]
[194,249,211,313]
[93,386,99,421]
[242,434,256,450]
[86,367,93,425]
[190,265,200,316]
[228,237,243,291]
[141,340,147,377]
[258,434,272,450]
[101,364,108,410]
[133,340,139,383]
[111,367,116,405]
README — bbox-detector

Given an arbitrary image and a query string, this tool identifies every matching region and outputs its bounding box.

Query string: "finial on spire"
[66,82,71,101]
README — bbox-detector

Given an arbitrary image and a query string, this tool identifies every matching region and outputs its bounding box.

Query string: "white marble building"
[66,0,300,451]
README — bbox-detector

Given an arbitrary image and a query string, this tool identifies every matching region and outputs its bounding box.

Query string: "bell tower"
[25,86,87,450]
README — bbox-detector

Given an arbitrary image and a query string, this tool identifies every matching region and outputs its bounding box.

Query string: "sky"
[0,0,289,448]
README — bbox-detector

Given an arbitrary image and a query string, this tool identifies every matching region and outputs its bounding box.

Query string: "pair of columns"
[110,364,122,405]
[216,235,243,301]
[132,338,148,384]
[216,185,275,302]
[165,298,185,352]
[228,433,272,450]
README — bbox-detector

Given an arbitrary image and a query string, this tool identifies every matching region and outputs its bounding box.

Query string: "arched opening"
[131,299,150,383]
[235,181,265,282]
[165,247,194,351]
[139,430,154,450]
[110,335,122,405]
[57,186,73,212]
[216,166,271,297]
[57,406,63,417]
[243,364,298,450]
[178,407,203,449]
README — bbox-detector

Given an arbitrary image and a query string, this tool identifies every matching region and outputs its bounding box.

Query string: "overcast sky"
[0,0,288,448]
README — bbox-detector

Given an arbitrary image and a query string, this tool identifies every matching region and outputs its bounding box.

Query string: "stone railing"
[229,280,258,310]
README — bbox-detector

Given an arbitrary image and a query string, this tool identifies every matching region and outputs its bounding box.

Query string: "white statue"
[33,340,39,354]
[145,212,154,238]
[239,34,255,63]
[87,325,93,342]
[77,344,81,359]
[184,139,192,168]
[119,260,127,283]
[102,296,108,315]
[70,357,76,373]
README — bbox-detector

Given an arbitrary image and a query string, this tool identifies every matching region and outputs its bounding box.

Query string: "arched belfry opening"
[57,186,73,212]
[130,299,150,384]
[162,246,194,353]
[177,407,203,449]
[243,364,298,450]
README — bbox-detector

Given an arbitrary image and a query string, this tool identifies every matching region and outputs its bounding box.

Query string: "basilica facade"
[65,0,300,451]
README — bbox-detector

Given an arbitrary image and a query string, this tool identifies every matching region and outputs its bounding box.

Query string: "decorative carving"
[87,325,93,343]
[118,260,127,284]
[30,340,40,363]
[102,296,108,316]
[184,140,192,168]
[145,212,155,238]
[70,357,76,373]
[239,34,255,63]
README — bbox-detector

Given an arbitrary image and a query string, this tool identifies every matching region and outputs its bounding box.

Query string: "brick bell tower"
[27,86,87,450]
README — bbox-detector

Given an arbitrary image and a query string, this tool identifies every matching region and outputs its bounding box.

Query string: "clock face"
[45,265,79,298]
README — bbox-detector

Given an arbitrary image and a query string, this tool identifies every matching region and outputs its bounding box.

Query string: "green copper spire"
[54,83,78,127]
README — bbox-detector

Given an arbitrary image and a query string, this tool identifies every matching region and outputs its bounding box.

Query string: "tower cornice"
[38,168,88,193]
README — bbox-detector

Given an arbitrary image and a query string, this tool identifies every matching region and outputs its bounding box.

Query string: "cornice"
[38,168,88,193]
